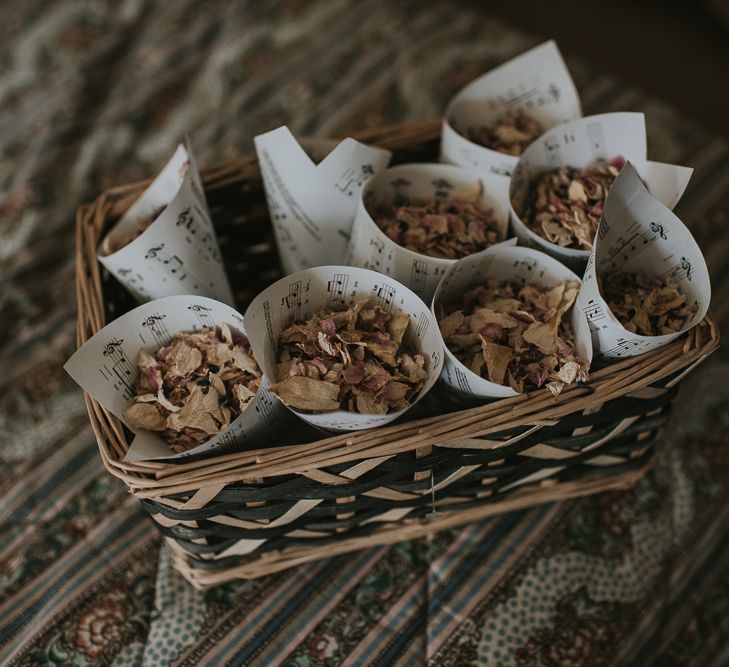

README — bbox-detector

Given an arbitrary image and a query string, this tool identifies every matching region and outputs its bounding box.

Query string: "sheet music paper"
[64,296,284,462]
[440,40,582,177]
[98,142,234,305]
[244,265,443,432]
[577,162,710,359]
[432,245,592,400]
[254,126,392,275]
[346,163,513,303]
[508,112,693,266]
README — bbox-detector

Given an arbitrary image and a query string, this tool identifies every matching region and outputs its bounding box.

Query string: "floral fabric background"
[1,1,729,665]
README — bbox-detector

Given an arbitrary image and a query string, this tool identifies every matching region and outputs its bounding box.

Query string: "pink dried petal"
[362,371,389,391]
[528,365,549,388]
[479,322,503,338]
[608,155,626,170]
[320,318,337,336]
[343,364,365,385]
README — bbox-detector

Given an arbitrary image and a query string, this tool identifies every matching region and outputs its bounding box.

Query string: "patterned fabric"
[1,1,728,665]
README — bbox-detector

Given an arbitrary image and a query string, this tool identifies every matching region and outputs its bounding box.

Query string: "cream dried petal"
[156,388,181,412]
[231,347,260,376]
[138,349,158,369]
[555,360,580,385]
[469,308,518,332]
[207,342,234,368]
[221,322,234,346]
[166,385,222,436]
[356,391,389,414]
[480,338,513,385]
[123,402,167,431]
[387,311,411,345]
[209,371,226,396]
[439,311,465,338]
[568,180,588,204]
[234,383,256,410]
[523,318,559,355]
[317,331,339,357]
[269,376,340,411]
[167,343,202,377]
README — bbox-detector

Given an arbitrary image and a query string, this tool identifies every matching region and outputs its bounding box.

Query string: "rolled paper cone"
[432,245,593,400]
[441,40,582,177]
[576,162,710,359]
[508,112,693,269]
[254,126,392,275]
[64,295,285,462]
[244,266,444,432]
[346,163,513,303]
[98,142,234,305]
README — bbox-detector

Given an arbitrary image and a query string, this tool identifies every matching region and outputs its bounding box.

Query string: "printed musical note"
[373,282,396,311]
[431,178,453,201]
[175,207,193,232]
[326,273,349,308]
[649,221,668,240]
[410,260,429,295]
[141,313,172,347]
[600,337,644,359]
[187,303,215,329]
[544,135,562,169]
[253,390,277,423]
[99,338,135,400]
[587,121,608,163]
[597,214,610,241]
[582,299,608,332]
[414,315,430,342]
[282,281,304,322]
[603,224,651,267]
[368,237,385,271]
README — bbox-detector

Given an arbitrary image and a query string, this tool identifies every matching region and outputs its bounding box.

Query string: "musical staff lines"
[141,313,172,347]
[282,281,304,322]
[410,260,429,296]
[187,304,215,329]
[254,391,277,423]
[544,135,563,170]
[374,282,396,311]
[582,298,608,332]
[326,274,349,308]
[587,121,608,163]
[602,223,652,268]
[414,314,429,342]
[99,338,135,400]
[600,337,645,359]
[367,237,385,271]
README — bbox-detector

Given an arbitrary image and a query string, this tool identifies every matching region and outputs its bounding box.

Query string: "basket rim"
[73,119,720,499]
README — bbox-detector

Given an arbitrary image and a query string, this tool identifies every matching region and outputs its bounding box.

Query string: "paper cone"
[576,162,710,359]
[433,245,592,400]
[244,266,443,432]
[441,40,581,176]
[346,163,513,303]
[98,142,234,305]
[64,295,284,461]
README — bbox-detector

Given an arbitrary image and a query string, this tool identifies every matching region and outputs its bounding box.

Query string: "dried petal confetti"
[466,113,543,156]
[269,301,427,414]
[601,271,690,336]
[106,206,165,254]
[373,181,504,259]
[438,279,588,394]
[122,325,262,453]
[514,157,627,250]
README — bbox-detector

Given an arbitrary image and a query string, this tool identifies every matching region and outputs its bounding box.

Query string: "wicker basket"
[75,120,719,589]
